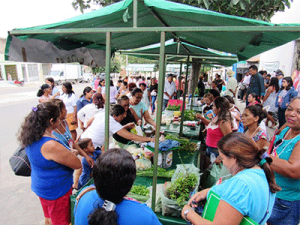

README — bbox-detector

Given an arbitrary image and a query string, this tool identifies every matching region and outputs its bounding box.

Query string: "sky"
[0,0,97,38]
[0,0,299,39]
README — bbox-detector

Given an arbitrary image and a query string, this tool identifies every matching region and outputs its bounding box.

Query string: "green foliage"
[73,0,292,22]
[165,134,198,152]
[166,104,181,111]
[130,185,150,196]
[183,110,197,121]
[136,166,175,178]
[166,173,198,207]
[176,0,292,21]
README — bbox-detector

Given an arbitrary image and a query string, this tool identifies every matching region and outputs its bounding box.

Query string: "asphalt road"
[0,82,89,225]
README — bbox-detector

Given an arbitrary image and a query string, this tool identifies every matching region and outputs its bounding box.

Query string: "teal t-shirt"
[274,127,300,201]
[130,101,149,118]
[209,169,275,225]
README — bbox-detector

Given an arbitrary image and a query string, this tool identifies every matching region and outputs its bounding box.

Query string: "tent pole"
[151,31,165,211]
[133,0,138,28]
[177,62,183,99]
[179,56,190,136]
[104,32,111,151]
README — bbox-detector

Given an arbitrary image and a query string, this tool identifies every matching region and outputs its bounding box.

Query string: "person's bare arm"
[263,87,272,102]
[73,142,94,167]
[143,110,156,128]
[41,140,82,169]
[72,106,77,124]
[196,113,211,126]
[182,200,243,225]
[220,120,232,136]
[130,108,141,123]
[116,128,155,142]
[270,142,300,179]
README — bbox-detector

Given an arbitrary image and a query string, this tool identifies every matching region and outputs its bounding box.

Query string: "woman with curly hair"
[18,102,81,225]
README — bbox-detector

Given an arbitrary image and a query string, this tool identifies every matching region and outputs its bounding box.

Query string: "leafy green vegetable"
[165,134,197,152]
[130,185,150,196]
[166,173,198,207]
[183,110,197,121]
[136,166,175,178]
[166,104,181,111]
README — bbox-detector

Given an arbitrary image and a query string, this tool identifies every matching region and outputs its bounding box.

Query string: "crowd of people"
[17,66,300,225]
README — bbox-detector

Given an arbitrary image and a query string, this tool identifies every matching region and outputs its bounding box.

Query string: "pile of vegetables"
[166,104,181,111]
[130,185,150,196]
[136,166,175,178]
[165,134,197,152]
[183,110,197,121]
[166,173,198,207]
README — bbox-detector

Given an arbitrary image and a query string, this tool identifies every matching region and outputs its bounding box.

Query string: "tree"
[72,0,292,22]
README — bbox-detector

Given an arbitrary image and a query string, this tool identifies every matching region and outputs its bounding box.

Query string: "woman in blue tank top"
[268,97,300,225]
[18,102,81,225]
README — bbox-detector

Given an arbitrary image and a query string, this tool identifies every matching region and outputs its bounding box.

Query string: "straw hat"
[227,69,235,77]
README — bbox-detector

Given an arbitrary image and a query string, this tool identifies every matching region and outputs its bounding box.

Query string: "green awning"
[5,0,300,65]
[121,41,238,66]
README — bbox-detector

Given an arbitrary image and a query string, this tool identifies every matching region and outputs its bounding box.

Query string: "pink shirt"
[206,121,223,148]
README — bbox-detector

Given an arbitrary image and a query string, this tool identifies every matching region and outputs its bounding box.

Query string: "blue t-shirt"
[209,169,275,225]
[78,150,101,189]
[25,137,73,200]
[274,127,300,201]
[74,187,162,225]
[76,96,93,112]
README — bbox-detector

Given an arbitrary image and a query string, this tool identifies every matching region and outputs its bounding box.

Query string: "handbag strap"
[75,186,96,211]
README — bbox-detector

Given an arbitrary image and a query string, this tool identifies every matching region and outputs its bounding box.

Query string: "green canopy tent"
[5,0,300,64]
[6,0,300,216]
[121,40,238,66]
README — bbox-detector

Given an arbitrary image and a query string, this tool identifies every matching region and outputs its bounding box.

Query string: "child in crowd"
[247,93,260,106]
[77,138,101,189]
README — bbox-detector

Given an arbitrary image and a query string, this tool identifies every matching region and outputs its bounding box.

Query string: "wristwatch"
[184,207,194,222]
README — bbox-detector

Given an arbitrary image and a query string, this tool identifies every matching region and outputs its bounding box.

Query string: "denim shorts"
[267,197,300,225]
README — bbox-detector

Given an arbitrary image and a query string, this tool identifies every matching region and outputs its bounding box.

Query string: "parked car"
[82,73,93,83]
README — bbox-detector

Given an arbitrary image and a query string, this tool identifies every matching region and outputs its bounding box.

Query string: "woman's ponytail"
[37,84,51,97]
[88,208,117,225]
[258,150,281,193]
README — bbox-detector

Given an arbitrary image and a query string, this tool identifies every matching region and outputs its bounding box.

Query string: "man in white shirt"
[225,69,237,97]
[163,74,177,111]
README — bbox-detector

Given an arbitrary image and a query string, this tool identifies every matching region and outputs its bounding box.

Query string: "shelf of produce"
[160,123,200,139]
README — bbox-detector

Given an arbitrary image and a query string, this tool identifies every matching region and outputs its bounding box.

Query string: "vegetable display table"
[160,123,200,139]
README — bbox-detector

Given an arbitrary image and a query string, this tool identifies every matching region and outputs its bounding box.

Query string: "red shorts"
[39,188,72,225]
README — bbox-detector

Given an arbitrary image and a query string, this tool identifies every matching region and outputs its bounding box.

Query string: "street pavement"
[0,82,275,224]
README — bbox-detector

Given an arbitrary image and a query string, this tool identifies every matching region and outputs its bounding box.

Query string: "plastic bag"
[161,164,201,217]
[146,184,164,213]
[135,158,152,171]
[200,163,231,189]
[161,191,184,217]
